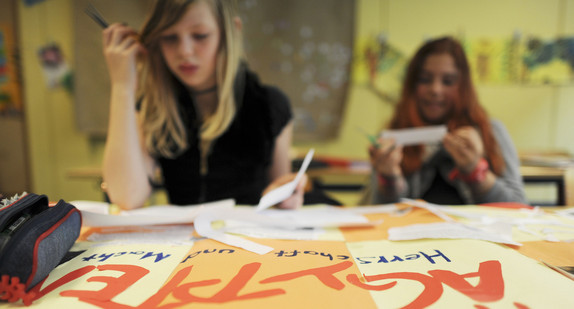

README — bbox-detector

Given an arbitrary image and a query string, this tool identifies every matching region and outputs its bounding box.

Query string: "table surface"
[11,203,574,308]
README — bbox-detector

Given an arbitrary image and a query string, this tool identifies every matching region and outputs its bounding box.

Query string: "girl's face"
[159,1,221,91]
[415,53,459,124]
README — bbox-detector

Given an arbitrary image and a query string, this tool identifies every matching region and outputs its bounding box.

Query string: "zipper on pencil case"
[0,194,48,255]
[1,200,79,251]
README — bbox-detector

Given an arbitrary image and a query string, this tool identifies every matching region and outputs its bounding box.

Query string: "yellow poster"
[347,238,574,308]
[157,238,376,308]
[25,244,192,308]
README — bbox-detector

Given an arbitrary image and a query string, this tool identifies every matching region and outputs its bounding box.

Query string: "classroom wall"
[17,0,574,202]
[18,0,105,201]
[0,0,30,197]
[296,0,574,158]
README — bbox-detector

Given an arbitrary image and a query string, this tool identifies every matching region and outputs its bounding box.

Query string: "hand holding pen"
[86,4,144,91]
[368,137,403,178]
[85,4,109,28]
[356,126,402,177]
[356,126,380,149]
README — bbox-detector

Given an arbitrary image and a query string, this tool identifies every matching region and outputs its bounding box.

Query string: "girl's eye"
[160,35,178,44]
[193,33,209,40]
[442,76,458,86]
[417,76,432,84]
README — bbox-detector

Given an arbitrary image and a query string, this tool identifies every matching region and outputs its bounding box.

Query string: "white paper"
[348,204,398,214]
[86,225,197,246]
[398,202,574,243]
[381,125,447,146]
[224,220,322,240]
[194,209,274,255]
[79,199,235,227]
[260,207,372,228]
[348,204,414,217]
[400,198,456,222]
[388,222,521,246]
[193,206,373,254]
[556,208,574,220]
[256,148,315,211]
[70,200,110,214]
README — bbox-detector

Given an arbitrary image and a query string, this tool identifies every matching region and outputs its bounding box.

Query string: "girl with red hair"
[367,37,527,205]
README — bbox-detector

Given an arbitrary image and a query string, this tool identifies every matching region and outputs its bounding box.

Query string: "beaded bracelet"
[448,158,489,183]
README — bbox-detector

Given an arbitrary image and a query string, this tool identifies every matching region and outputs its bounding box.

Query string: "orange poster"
[0,23,22,115]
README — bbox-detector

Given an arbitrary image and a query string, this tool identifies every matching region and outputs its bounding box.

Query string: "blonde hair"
[138,0,244,158]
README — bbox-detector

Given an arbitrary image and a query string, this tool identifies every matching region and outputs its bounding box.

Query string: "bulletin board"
[238,0,355,141]
[73,0,355,141]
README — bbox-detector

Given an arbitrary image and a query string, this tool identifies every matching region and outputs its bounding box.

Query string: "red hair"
[389,37,505,175]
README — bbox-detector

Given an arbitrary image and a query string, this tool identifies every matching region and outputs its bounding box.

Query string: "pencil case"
[0,193,81,305]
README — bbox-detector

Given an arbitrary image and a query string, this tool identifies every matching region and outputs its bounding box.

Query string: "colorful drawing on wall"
[464,36,524,84]
[522,37,574,85]
[352,33,406,106]
[353,33,574,105]
[0,24,22,116]
[22,0,46,7]
[37,43,73,92]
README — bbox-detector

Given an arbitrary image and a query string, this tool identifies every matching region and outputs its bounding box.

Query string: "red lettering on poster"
[261,261,353,290]
[345,260,510,308]
[169,262,284,303]
[30,260,531,308]
[135,265,195,308]
[474,302,530,309]
[30,265,96,300]
[60,265,149,307]
[428,260,504,302]
[347,272,443,308]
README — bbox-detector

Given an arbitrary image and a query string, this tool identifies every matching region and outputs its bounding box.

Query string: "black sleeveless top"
[156,68,292,205]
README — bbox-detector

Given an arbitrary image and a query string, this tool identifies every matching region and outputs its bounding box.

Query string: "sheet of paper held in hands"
[381,125,447,146]
[256,148,315,211]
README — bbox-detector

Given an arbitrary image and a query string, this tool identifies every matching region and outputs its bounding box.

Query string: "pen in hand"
[85,3,109,28]
[356,126,380,149]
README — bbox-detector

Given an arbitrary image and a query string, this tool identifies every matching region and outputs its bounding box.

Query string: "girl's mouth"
[179,63,198,74]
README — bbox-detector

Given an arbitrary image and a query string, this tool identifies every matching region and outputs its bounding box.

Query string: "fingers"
[369,138,403,176]
[277,193,303,210]
[263,173,307,210]
[262,173,295,195]
[444,127,481,153]
[378,138,396,154]
[443,126,484,171]
[103,23,140,52]
[102,23,145,88]
[279,174,307,209]
[369,138,394,162]
[295,173,308,193]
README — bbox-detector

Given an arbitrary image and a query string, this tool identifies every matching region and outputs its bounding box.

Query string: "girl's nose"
[178,37,194,57]
[430,79,443,95]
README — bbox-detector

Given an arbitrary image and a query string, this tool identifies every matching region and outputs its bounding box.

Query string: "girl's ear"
[233,16,242,31]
